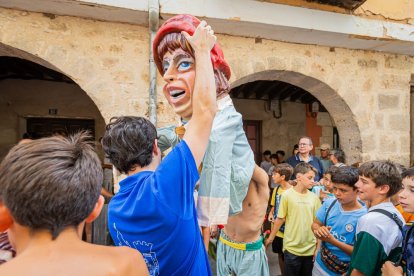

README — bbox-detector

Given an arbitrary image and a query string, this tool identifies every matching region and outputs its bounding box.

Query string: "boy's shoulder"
[0,244,148,276]
[358,203,404,233]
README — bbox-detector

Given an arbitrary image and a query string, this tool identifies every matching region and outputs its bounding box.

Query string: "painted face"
[355,175,378,202]
[333,183,358,205]
[298,138,313,154]
[298,170,315,189]
[162,49,195,120]
[399,177,414,213]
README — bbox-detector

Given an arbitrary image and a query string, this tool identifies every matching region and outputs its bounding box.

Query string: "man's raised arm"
[182,21,217,167]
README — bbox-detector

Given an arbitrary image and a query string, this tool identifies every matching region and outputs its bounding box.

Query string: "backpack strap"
[369,209,403,232]
[324,199,338,225]
[396,222,414,266]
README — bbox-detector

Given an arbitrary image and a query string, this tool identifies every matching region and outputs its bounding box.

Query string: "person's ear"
[153,139,160,156]
[0,201,13,232]
[85,196,105,223]
[378,184,390,196]
[280,175,286,181]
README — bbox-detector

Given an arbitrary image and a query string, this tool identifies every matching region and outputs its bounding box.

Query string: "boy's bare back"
[0,231,148,276]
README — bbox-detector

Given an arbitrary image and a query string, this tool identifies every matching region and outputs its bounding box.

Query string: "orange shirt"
[396,204,414,223]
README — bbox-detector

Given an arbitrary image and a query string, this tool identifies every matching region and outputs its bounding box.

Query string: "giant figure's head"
[153,14,231,120]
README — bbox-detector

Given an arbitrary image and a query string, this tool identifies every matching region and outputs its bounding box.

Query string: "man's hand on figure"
[182,21,216,54]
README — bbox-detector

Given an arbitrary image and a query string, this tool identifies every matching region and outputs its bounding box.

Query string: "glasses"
[298,143,310,147]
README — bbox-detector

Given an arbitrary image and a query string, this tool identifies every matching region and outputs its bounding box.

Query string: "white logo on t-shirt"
[113,223,160,276]
[345,223,354,233]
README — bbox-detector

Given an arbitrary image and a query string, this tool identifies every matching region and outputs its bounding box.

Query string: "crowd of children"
[263,154,414,276]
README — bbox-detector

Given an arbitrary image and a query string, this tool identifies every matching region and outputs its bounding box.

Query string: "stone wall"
[0,79,105,159]
[0,8,413,165]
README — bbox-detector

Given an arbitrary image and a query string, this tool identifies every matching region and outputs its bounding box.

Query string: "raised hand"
[182,21,217,54]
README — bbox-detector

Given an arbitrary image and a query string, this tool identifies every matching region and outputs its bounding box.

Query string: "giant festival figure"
[154,14,270,275]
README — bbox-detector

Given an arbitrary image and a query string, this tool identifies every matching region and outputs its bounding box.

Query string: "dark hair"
[332,149,346,163]
[325,165,339,176]
[276,150,285,157]
[0,132,102,239]
[263,150,271,156]
[157,32,229,96]
[331,166,359,188]
[294,162,317,176]
[358,160,402,197]
[273,163,294,181]
[402,167,414,179]
[270,154,278,160]
[102,116,157,174]
[292,144,299,155]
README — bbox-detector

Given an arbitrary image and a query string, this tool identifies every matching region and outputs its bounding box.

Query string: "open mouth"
[170,90,185,99]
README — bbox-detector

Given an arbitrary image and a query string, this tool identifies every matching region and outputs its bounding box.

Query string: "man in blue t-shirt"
[101,21,217,276]
[311,166,367,275]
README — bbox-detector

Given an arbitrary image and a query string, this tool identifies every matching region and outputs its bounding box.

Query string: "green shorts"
[217,232,269,276]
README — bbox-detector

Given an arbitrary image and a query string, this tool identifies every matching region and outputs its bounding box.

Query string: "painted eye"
[178,61,192,71]
[162,61,170,74]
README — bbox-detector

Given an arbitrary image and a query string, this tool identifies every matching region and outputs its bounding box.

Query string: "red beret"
[152,14,231,80]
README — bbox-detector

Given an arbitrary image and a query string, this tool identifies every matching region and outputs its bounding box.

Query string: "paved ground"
[208,243,282,276]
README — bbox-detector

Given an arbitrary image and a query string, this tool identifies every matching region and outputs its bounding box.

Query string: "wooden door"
[243,120,261,165]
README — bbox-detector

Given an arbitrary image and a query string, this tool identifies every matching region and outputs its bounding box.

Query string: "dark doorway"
[26,117,95,139]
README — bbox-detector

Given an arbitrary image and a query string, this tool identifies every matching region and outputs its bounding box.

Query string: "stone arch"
[0,41,106,120]
[231,70,362,164]
[0,42,107,155]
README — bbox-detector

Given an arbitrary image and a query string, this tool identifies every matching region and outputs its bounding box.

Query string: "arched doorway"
[231,70,362,165]
[0,46,111,245]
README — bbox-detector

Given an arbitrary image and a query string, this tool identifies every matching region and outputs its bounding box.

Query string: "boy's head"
[399,167,414,213]
[263,150,271,162]
[272,163,294,184]
[0,132,103,239]
[330,166,359,205]
[102,116,158,174]
[356,160,402,202]
[330,149,345,164]
[294,162,317,189]
[322,166,338,191]
[270,154,278,165]
[276,150,285,163]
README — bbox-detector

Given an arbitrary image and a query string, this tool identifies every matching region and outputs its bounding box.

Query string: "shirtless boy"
[0,133,148,275]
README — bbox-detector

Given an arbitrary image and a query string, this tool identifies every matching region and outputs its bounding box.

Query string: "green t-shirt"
[277,188,321,256]
[347,202,404,275]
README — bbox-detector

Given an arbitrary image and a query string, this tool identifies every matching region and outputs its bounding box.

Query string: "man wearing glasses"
[286,136,324,181]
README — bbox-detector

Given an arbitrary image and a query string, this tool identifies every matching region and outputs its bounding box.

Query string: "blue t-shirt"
[315,197,367,275]
[108,141,211,276]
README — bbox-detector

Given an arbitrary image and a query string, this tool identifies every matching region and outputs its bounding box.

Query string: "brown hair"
[294,162,317,176]
[273,163,294,181]
[0,132,102,239]
[157,32,230,97]
[358,160,402,197]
